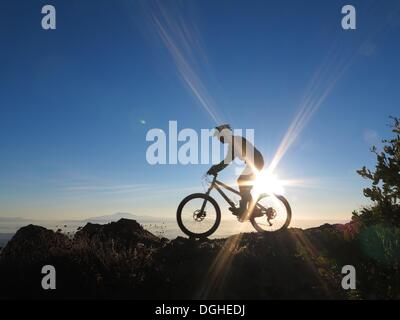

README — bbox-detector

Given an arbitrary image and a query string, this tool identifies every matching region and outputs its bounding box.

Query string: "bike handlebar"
[203,172,217,185]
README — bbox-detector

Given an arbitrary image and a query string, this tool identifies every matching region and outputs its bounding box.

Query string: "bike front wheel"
[177,193,221,239]
[250,193,292,232]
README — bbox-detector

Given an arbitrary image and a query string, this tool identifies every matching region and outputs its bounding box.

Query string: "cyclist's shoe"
[229,207,250,222]
[229,206,242,215]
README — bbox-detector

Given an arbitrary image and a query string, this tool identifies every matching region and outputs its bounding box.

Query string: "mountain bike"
[176,173,292,238]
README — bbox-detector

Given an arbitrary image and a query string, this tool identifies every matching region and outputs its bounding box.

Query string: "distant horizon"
[0,210,350,233]
[0,211,350,223]
[0,211,351,245]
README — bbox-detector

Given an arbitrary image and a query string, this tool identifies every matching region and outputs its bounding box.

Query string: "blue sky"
[0,0,399,222]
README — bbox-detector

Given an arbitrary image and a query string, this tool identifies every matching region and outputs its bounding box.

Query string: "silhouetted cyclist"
[207,124,264,218]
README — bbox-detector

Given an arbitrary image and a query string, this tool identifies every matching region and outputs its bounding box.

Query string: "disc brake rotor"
[193,209,206,222]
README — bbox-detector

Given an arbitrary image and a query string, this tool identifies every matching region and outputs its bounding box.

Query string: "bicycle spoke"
[179,197,218,236]
[251,194,291,232]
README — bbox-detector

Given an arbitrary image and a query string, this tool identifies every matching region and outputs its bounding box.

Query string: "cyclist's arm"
[212,143,234,172]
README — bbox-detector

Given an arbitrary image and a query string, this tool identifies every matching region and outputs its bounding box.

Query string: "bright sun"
[252,170,285,197]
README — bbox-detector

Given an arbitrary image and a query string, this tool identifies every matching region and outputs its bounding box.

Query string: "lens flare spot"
[253,171,285,197]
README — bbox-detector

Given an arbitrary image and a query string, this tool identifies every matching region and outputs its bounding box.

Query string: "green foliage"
[354,117,400,226]
[357,224,400,265]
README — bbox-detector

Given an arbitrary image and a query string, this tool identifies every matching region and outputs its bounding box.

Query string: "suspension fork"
[200,175,216,213]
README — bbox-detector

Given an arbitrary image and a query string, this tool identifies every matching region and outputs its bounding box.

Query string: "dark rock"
[0,224,71,265]
[0,219,399,299]
[74,218,162,249]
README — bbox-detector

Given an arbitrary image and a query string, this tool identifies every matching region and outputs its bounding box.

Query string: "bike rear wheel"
[177,193,221,239]
[250,194,291,232]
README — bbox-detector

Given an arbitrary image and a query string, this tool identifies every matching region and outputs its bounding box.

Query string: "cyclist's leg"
[237,165,255,213]
[237,155,264,213]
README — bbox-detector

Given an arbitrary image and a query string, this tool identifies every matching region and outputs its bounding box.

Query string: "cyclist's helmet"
[213,124,232,141]
[213,124,231,135]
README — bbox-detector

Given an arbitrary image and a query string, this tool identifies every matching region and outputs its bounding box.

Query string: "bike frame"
[200,174,267,214]
[177,174,291,237]
[200,175,240,212]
